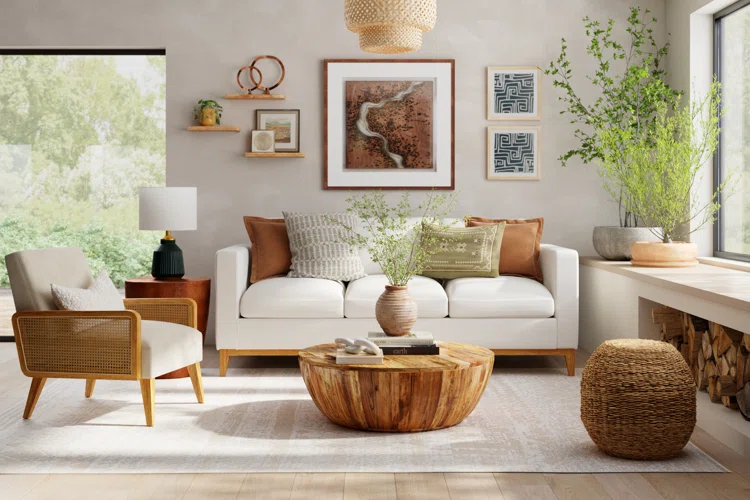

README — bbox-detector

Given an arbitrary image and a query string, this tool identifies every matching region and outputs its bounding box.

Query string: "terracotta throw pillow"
[465,217,544,281]
[242,216,292,283]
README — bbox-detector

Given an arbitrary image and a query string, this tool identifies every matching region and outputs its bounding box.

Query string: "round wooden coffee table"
[299,342,494,432]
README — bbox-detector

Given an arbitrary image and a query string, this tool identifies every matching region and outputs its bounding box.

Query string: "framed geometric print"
[487,66,540,120]
[324,59,455,190]
[487,126,540,180]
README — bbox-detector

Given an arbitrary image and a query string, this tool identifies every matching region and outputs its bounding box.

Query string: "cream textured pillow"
[51,271,125,311]
[283,212,366,281]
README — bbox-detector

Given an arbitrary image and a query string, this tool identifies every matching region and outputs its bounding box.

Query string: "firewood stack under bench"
[653,306,750,420]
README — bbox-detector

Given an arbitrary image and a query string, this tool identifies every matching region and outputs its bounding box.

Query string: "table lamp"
[139,187,198,279]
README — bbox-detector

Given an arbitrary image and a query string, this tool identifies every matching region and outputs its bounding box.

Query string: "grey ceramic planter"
[592,226,661,261]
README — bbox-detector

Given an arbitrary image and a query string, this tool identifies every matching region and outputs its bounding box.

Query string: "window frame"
[713,0,750,262]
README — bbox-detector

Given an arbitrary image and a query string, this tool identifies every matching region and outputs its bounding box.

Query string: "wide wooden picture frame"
[487,126,541,181]
[324,59,455,190]
[487,66,541,121]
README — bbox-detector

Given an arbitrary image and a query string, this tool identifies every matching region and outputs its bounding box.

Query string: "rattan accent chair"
[5,247,205,427]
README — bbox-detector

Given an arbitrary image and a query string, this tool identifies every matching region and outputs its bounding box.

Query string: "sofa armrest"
[215,245,250,349]
[540,244,579,349]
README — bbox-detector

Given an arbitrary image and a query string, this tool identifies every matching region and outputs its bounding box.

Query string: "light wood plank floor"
[1,346,750,500]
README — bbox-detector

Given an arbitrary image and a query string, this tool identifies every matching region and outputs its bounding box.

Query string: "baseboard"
[0,336,14,343]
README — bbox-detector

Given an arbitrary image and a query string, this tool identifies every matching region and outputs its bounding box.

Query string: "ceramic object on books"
[592,226,660,261]
[630,241,698,268]
[299,342,494,432]
[375,285,417,336]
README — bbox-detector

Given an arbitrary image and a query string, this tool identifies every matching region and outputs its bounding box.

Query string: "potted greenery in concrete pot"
[333,191,456,336]
[600,82,736,267]
[546,7,680,260]
[194,99,223,126]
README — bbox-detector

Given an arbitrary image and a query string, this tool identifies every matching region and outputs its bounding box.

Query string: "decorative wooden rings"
[236,55,285,95]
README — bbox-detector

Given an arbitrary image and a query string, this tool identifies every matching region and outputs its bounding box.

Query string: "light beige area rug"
[0,367,725,473]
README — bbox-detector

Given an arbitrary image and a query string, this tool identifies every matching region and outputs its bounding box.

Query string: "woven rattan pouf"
[581,339,696,460]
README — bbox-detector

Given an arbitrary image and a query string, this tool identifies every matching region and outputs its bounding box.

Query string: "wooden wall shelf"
[187,126,240,132]
[244,152,305,158]
[224,94,286,100]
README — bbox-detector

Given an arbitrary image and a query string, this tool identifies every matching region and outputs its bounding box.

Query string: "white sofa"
[215,221,579,376]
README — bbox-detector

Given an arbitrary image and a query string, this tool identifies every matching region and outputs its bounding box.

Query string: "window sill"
[697,256,750,273]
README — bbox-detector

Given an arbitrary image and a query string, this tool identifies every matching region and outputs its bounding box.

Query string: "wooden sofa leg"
[564,350,576,376]
[23,377,46,419]
[187,363,205,403]
[219,349,230,377]
[85,379,96,398]
[140,379,155,427]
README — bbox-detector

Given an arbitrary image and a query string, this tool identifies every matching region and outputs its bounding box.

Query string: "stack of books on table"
[368,331,439,355]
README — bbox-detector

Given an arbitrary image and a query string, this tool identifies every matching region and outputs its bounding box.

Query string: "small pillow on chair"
[51,271,125,311]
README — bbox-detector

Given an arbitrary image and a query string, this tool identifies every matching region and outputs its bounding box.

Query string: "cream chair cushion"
[5,247,94,312]
[446,276,555,318]
[344,274,448,318]
[141,320,203,379]
[240,277,345,318]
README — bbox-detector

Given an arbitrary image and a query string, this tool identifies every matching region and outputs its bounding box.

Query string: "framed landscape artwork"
[487,126,540,180]
[256,109,300,152]
[487,66,540,120]
[324,59,455,190]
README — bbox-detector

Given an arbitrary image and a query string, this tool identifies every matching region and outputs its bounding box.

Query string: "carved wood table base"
[299,342,494,432]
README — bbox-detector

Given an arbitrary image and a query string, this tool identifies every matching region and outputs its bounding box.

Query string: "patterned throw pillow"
[283,212,366,281]
[421,223,506,279]
[51,270,125,311]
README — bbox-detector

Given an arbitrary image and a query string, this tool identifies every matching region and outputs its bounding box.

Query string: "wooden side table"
[125,276,210,379]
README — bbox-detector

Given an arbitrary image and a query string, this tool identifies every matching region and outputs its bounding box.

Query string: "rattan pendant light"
[344,0,437,54]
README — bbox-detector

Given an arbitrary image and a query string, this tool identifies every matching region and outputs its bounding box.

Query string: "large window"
[715,2,750,260]
[0,50,166,336]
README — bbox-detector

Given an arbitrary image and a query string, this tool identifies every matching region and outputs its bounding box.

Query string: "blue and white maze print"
[493,131,536,175]
[493,72,536,116]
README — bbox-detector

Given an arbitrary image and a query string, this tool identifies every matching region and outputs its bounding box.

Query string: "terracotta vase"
[199,108,216,126]
[375,285,418,337]
[630,241,698,268]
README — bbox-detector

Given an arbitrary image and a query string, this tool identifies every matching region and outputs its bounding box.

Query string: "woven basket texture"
[581,339,696,460]
[344,0,436,53]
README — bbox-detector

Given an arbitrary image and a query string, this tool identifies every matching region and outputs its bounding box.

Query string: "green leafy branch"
[193,99,223,125]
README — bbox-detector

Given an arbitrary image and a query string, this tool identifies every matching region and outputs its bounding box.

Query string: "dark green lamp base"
[151,238,185,279]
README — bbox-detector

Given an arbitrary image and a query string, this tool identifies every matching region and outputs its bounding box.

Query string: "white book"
[367,331,434,345]
[336,348,384,365]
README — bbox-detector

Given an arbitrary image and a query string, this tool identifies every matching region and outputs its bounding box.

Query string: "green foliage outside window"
[0,54,166,287]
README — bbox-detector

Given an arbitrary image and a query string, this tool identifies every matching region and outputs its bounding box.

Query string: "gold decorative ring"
[248,55,285,94]
[236,64,263,94]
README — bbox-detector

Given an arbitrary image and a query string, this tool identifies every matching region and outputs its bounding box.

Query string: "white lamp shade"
[139,187,198,231]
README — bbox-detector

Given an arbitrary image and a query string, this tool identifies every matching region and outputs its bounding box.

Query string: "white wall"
[0,0,667,342]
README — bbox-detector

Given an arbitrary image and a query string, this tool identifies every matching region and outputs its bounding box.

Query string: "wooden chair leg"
[564,350,576,376]
[23,377,46,419]
[187,362,205,403]
[85,379,96,398]
[219,349,230,377]
[140,379,155,427]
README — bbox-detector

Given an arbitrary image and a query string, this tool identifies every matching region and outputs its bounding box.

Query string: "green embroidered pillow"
[421,223,505,279]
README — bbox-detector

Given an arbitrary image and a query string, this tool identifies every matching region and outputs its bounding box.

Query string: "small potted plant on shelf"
[598,81,737,267]
[546,7,681,260]
[194,99,223,126]
[332,191,456,336]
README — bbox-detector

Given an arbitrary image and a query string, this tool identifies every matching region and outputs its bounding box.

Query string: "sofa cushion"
[242,216,292,283]
[421,223,505,279]
[465,217,544,281]
[345,274,448,318]
[446,276,554,318]
[141,320,203,379]
[240,277,344,318]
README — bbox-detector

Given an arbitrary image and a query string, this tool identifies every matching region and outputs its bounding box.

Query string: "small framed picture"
[251,130,275,153]
[487,126,540,180]
[487,66,540,120]
[256,109,300,152]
